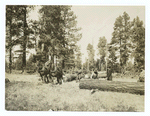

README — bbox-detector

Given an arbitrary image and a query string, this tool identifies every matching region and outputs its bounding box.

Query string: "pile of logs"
[79,79,144,95]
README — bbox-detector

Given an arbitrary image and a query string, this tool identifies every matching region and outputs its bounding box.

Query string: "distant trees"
[87,43,95,70]
[14,54,23,70]
[97,36,107,71]
[26,54,37,71]
[75,46,82,69]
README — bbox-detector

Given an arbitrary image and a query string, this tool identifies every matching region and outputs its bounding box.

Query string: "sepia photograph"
[5,4,145,112]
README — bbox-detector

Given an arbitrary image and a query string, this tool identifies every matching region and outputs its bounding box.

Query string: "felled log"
[98,71,107,78]
[63,74,77,82]
[90,71,107,79]
[63,73,85,82]
[79,79,144,95]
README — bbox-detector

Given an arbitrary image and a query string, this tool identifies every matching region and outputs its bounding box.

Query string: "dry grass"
[5,73,144,111]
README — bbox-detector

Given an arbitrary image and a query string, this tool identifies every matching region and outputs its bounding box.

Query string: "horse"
[51,67,64,84]
[37,61,52,83]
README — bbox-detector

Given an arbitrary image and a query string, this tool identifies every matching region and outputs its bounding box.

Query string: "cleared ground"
[5,73,144,111]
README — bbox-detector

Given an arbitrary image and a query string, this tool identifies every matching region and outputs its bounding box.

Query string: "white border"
[1,0,149,116]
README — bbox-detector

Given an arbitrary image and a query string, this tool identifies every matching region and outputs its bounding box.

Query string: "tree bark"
[79,79,144,95]
[9,46,12,73]
[120,36,122,73]
[22,6,27,73]
[9,8,12,74]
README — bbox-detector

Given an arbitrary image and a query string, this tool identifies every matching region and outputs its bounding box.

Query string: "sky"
[29,5,145,63]
[71,6,145,63]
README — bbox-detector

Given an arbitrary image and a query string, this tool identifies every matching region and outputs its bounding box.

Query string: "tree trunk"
[9,18,12,74]
[79,79,144,95]
[107,68,112,80]
[62,57,65,69]
[120,37,122,73]
[22,6,27,73]
[9,47,12,73]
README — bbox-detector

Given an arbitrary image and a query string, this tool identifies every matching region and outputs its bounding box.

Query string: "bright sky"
[29,5,145,63]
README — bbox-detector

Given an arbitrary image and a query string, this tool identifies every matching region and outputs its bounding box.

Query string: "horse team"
[37,60,108,84]
[37,60,64,84]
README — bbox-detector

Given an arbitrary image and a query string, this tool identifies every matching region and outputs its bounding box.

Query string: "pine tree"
[38,5,82,69]
[13,5,35,73]
[87,43,95,70]
[121,12,131,67]
[107,45,118,73]
[130,16,145,71]
[75,46,82,69]
[111,15,123,69]
[6,5,13,73]
[97,36,107,71]
[6,5,24,73]
[111,12,131,73]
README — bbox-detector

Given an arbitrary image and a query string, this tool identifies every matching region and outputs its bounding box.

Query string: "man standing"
[76,68,82,82]
[94,68,98,79]
[107,66,112,81]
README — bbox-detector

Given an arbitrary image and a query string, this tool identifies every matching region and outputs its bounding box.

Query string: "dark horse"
[37,61,52,83]
[38,61,63,84]
[51,67,63,84]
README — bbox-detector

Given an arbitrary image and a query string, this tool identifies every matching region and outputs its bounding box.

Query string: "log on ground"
[63,73,85,82]
[79,79,144,95]
[63,74,77,82]
[98,71,107,78]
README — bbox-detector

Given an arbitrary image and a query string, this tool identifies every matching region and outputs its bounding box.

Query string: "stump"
[79,79,144,95]
[5,78,10,83]
[138,70,145,82]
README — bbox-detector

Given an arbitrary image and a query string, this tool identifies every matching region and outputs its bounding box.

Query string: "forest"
[5,5,145,112]
[5,5,145,75]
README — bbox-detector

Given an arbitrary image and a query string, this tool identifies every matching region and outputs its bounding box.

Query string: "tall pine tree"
[6,5,24,73]
[111,12,131,73]
[38,5,82,69]
[130,16,145,71]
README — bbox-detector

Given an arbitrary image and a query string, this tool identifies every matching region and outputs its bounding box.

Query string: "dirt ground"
[5,73,144,111]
